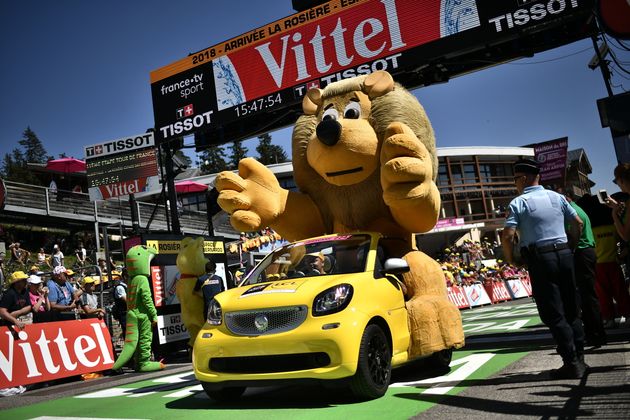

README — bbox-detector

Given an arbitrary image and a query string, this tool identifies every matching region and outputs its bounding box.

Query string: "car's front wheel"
[349,324,391,400]
[201,382,246,402]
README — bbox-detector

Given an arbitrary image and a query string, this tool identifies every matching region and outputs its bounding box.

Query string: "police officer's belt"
[535,242,569,253]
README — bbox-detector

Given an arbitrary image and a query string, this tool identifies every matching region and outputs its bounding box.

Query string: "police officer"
[502,158,587,379]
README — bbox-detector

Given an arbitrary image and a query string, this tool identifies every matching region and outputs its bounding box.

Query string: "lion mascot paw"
[216,70,464,357]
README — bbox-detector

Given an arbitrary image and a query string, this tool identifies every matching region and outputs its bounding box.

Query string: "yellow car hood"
[217,274,363,312]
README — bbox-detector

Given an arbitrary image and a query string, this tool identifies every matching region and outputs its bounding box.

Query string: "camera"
[597,189,608,204]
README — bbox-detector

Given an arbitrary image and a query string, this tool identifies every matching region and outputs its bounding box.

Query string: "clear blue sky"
[1,1,628,195]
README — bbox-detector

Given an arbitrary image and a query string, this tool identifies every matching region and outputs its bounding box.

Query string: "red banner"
[0,319,114,388]
[520,275,533,296]
[151,266,165,307]
[490,281,512,303]
[447,286,470,309]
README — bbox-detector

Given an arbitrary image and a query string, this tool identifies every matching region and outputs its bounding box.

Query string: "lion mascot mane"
[216,70,464,357]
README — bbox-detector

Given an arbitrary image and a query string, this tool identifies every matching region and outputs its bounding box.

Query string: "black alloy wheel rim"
[367,334,390,386]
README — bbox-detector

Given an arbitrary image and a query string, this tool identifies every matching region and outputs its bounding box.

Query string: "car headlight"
[207,299,222,325]
[312,284,353,316]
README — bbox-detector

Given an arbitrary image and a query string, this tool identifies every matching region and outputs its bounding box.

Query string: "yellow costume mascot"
[216,71,463,357]
[175,237,207,347]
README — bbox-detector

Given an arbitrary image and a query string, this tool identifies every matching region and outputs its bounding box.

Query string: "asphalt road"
[2,300,629,419]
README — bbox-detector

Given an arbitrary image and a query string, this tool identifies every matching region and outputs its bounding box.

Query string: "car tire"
[201,382,246,402]
[349,324,391,400]
[428,348,453,369]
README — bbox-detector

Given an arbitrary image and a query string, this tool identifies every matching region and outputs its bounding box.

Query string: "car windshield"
[241,234,372,285]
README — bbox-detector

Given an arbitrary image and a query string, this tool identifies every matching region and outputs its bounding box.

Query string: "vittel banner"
[150,0,592,143]
[0,320,114,387]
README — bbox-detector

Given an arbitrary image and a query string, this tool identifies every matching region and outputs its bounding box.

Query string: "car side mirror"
[381,258,410,275]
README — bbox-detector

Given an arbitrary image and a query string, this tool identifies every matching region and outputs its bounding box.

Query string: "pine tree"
[0,127,49,185]
[256,133,288,165]
[173,150,192,168]
[199,145,228,175]
[228,141,249,169]
[1,151,19,180]
[19,126,49,163]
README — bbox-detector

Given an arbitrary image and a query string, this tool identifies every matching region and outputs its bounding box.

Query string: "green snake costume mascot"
[112,245,165,372]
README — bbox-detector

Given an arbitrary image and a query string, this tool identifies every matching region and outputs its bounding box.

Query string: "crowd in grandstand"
[436,239,529,288]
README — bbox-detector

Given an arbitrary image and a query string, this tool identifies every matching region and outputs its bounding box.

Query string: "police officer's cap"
[514,158,540,174]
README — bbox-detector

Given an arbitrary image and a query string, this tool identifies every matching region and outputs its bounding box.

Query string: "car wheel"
[349,324,391,400]
[428,348,453,369]
[201,382,246,402]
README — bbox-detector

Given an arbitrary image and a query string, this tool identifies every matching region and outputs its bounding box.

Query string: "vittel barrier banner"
[0,319,114,387]
[490,281,512,303]
[520,275,533,296]
[447,286,470,309]
[464,283,492,307]
[506,279,529,299]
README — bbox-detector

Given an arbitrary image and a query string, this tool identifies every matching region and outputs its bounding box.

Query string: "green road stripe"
[5,349,527,420]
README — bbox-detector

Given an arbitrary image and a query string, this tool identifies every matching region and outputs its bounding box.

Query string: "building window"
[181,193,206,212]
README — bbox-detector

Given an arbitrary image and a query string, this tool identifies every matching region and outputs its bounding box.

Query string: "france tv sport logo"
[176,104,194,119]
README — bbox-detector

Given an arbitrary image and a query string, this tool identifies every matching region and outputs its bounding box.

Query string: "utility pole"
[591,35,613,97]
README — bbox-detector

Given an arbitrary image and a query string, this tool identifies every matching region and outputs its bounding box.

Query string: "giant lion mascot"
[216,70,464,357]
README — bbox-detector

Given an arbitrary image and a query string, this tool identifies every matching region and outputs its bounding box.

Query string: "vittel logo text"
[0,322,114,385]
[255,0,405,88]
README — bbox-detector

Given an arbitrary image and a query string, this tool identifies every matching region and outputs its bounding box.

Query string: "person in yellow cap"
[297,251,325,276]
[0,271,32,328]
[78,277,105,319]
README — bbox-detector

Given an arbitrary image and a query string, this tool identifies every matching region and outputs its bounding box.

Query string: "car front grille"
[224,305,308,336]
[210,352,331,373]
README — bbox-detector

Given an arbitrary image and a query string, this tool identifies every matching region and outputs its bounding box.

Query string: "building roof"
[437,146,534,157]
[567,148,592,172]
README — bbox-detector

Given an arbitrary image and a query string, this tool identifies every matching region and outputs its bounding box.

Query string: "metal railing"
[2,180,208,234]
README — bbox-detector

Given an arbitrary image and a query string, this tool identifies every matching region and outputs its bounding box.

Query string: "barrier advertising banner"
[84,132,160,201]
[489,281,512,303]
[463,283,492,307]
[150,0,594,145]
[447,286,470,309]
[0,320,114,388]
[156,313,189,345]
[506,279,529,299]
[520,276,533,296]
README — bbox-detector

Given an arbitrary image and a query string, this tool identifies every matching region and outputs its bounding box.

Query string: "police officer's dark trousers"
[574,247,606,345]
[527,247,585,363]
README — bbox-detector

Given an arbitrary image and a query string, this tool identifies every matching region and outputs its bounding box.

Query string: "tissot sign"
[85,132,160,201]
[150,0,594,145]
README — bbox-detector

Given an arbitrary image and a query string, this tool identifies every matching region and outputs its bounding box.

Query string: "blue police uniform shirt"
[505,185,577,247]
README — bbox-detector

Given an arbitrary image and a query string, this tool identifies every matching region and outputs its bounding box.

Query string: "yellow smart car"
[193,232,452,401]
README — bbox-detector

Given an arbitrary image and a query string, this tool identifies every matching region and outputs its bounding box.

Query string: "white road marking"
[391,353,495,395]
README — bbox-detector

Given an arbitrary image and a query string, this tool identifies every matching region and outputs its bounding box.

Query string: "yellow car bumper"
[193,313,369,384]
